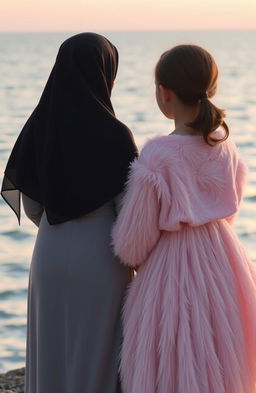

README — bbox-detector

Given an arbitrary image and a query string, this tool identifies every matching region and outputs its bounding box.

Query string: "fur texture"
[112,134,256,393]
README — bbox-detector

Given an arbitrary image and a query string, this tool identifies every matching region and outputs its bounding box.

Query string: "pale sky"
[1,0,256,32]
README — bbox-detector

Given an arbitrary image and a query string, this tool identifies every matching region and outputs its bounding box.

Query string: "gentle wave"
[0,311,17,319]
[246,195,256,201]
[0,289,27,300]
[1,230,32,240]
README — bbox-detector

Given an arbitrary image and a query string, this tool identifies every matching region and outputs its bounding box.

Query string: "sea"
[0,31,255,373]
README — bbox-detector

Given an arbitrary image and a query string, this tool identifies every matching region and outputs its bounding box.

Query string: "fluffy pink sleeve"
[111,158,161,268]
[226,155,248,225]
[235,156,248,204]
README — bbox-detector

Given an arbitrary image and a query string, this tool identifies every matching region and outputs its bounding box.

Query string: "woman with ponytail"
[112,44,256,393]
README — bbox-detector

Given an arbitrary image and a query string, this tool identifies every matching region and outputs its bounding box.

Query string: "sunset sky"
[1,0,256,32]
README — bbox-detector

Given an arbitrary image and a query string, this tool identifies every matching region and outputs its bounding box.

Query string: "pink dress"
[112,133,256,393]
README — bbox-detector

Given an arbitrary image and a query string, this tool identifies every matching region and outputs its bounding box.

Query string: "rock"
[0,368,25,393]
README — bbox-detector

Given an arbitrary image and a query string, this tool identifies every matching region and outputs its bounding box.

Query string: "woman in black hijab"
[1,33,137,393]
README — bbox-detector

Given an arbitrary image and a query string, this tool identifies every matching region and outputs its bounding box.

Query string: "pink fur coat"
[112,133,256,393]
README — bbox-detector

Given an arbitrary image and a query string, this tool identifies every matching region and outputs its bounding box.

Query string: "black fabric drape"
[1,33,138,224]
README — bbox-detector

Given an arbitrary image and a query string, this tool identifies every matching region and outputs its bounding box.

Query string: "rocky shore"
[0,368,25,393]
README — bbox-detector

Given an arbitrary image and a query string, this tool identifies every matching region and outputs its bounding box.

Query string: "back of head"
[56,32,118,99]
[155,44,229,145]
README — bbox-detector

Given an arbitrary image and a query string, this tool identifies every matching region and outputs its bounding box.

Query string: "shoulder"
[222,137,247,166]
[127,135,173,192]
[222,136,239,154]
[137,135,180,173]
[109,118,138,156]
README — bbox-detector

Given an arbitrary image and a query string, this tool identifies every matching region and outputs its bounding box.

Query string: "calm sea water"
[0,31,255,373]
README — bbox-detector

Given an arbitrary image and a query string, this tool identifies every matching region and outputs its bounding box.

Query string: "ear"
[159,85,172,104]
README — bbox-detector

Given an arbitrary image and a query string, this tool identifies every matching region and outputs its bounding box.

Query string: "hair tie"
[198,92,208,99]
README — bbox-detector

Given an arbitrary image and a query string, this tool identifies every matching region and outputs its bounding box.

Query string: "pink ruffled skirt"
[121,220,256,393]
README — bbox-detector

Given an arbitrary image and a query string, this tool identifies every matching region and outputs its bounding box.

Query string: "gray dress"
[22,194,132,393]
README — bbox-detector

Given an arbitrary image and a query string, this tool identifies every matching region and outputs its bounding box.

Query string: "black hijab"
[1,33,138,224]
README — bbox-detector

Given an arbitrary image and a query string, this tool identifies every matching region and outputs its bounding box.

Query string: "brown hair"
[155,44,229,145]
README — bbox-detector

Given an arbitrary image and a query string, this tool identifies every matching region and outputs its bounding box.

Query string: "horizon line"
[0,28,256,34]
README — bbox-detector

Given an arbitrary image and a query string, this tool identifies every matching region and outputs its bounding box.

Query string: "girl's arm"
[111,159,161,268]
[22,194,44,227]
[226,156,248,225]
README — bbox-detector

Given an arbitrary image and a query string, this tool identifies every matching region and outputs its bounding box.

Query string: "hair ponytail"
[187,97,229,145]
[155,44,229,145]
